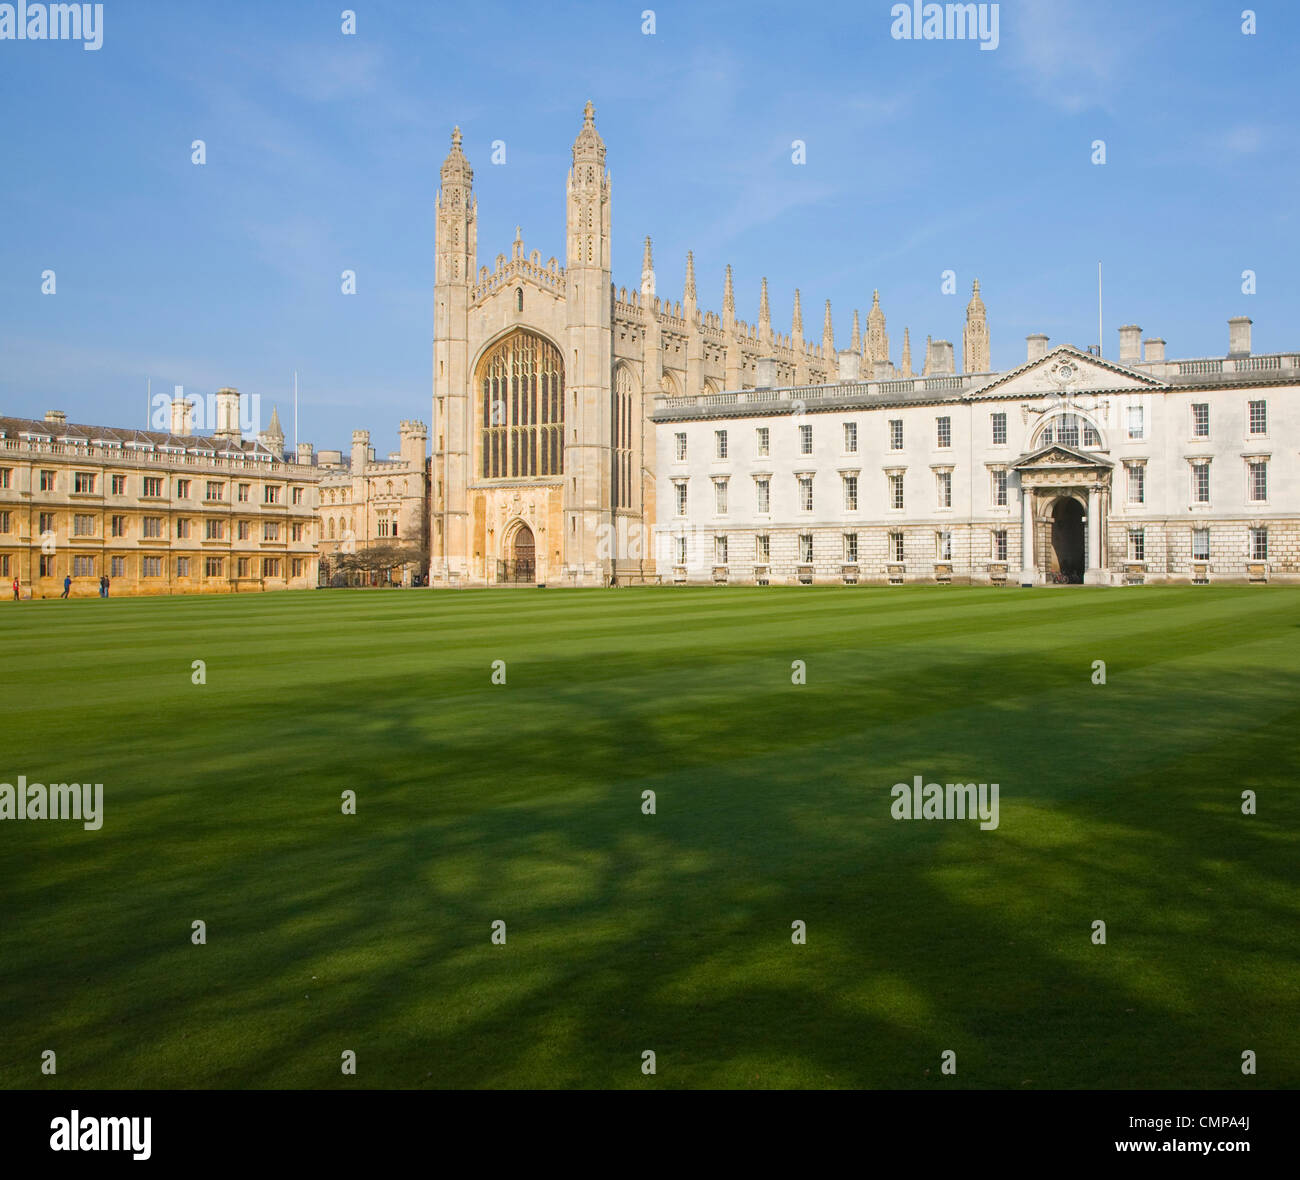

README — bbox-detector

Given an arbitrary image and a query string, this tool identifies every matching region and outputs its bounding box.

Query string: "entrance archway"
[498,521,536,583]
[1049,498,1085,582]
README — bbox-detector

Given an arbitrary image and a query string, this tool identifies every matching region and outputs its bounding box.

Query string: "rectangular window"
[111,474,126,495]
[889,419,903,450]
[1127,406,1144,440]
[74,471,96,494]
[991,412,1007,446]
[756,427,770,457]
[1191,527,1210,562]
[72,514,94,536]
[0,467,11,489]
[40,470,56,491]
[889,472,904,510]
[0,554,8,577]
[714,480,728,515]
[844,532,858,563]
[1192,464,1210,503]
[111,556,125,578]
[292,558,305,577]
[936,531,952,561]
[262,558,281,578]
[142,556,163,578]
[291,487,304,505]
[205,519,224,540]
[237,483,250,502]
[238,521,251,540]
[1248,400,1267,435]
[291,522,304,542]
[714,535,728,565]
[142,476,164,497]
[1128,529,1145,562]
[674,432,687,461]
[142,517,162,539]
[715,430,728,460]
[111,515,126,537]
[237,557,250,578]
[263,485,281,504]
[1249,460,1267,502]
[755,478,770,514]
[263,521,281,541]
[993,468,1008,507]
[843,474,858,511]
[205,556,223,578]
[176,518,191,539]
[674,482,687,516]
[206,481,224,501]
[937,471,952,508]
[756,534,770,563]
[674,536,687,565]
[176,557,191,577]
[799,424,813,455]
[992,528,1008,562]
[176,479,191,499]
[38,511,56,534]
[1250,527,1268,560]
[1127,464,1145,504]
[73,555,94,577]
[936,416,951,448]
[39,554,54,577]
[798,475,814,512]
[1192,403,1209,437]
[0,510,9,534]
[799,534,813,564]
[843,422,857,453]
[891,532,905,563]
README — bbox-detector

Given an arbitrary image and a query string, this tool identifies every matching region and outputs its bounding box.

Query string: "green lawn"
[1,585,1297,1089]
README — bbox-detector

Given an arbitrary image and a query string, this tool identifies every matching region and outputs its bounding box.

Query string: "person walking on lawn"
[62,574,72,599]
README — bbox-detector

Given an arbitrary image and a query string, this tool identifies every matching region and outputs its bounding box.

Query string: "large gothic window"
[478,330,564,479]
[612,366,635,508]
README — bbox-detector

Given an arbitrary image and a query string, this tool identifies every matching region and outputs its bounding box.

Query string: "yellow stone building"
[0,392,319,598]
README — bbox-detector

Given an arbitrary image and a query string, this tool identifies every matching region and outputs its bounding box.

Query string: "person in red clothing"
[11,577,19,601]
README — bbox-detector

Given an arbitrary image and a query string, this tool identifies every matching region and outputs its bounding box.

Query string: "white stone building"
[654,321,1300,586]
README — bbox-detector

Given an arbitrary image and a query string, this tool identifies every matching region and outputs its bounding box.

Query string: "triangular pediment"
[1012,443,1113,470]
[975,344,1167,399]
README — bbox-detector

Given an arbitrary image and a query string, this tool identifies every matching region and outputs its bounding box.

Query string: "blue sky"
[1,0,1297,455]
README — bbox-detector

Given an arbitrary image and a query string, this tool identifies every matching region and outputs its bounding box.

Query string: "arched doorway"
[498,521,536,583]
[1050,498,1085,582]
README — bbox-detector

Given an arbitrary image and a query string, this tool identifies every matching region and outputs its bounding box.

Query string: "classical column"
[1020,482,1035,586]
[1084,483,1105,584]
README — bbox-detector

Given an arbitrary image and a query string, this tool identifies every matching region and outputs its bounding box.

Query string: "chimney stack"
[296,442,314,465]
[926,339,955,376]
[351,430,370,471]
[1118,324,1142,364]
[170,395,194,436]
[754,357,778,389]
[1143,338,1165,363]
[1228,316,1252,357]
[835,351,860,382]
[1026,334,1049,362]
[213,388,242,440]
[44,410,67,427]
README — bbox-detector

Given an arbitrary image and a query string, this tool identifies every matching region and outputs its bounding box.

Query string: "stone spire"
[791,288,803,340]
[758,277,771,344]
[963,277,989,373]
[867,289,889,372]
[571,99,606,167]
[684,250,696,303]
[901,327,913,378]
[851,308,861,353]
[641,235,655,302]
[922,334,934,377]
[822,299,834,357]
[440,125,473,187]
[723,264,735,317]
